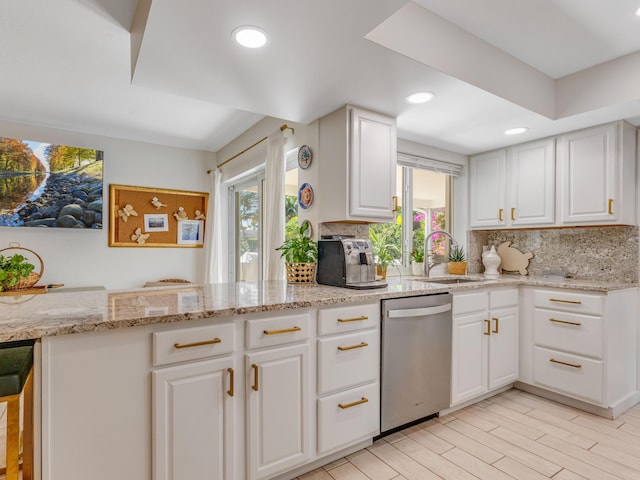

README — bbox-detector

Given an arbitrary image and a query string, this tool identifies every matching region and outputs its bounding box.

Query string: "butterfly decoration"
[194,209,206,220]
[131,227,150,245]
[118,204,138,222]
[150,196,167,209]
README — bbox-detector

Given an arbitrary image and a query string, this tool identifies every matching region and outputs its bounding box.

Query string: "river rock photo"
[0,137,103,228]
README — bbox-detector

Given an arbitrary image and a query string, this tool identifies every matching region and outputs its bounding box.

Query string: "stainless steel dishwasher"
[380,293,452,433]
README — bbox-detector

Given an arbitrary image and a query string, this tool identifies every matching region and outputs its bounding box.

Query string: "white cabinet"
[557,121,636,225]
[522,288,638,410]
[245,315,311,480]
[469,139,555,228]
[316,303,380,455]
[318,105,397,223]
[153,356,234,480]
[451,289,519,405]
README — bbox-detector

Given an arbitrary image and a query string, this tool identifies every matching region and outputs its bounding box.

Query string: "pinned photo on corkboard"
[109,184,208,247]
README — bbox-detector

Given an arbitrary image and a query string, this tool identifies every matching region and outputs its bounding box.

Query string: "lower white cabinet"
[152,356,234,480]
[451,289,519,406]
[245,343,311,480]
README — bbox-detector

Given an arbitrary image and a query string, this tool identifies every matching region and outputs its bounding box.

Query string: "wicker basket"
[0,244,44,291]
[285,262,316,284]
[448,261,467,275]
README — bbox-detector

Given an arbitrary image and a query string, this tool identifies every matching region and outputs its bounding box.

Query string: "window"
[370,154,458,273]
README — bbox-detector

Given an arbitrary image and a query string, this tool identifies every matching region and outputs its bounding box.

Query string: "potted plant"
[369,228,399,280]
[0,253,36,292]
[448,245,467,275]
[410,248,425,276]
[276,223,318,284]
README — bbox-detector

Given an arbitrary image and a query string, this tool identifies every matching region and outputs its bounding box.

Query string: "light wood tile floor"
[297,389,640,480]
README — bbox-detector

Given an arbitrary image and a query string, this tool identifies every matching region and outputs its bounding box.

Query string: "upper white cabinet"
[470,138,555,228]
[318,105,397,223]
[557,121,636,225]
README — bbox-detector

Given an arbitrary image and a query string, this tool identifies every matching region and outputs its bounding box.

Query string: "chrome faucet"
[424,230,458,278]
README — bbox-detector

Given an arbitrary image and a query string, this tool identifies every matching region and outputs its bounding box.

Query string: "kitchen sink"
[418,278,483,285]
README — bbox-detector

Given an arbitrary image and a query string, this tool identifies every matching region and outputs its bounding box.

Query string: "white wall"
[0,120,215,290]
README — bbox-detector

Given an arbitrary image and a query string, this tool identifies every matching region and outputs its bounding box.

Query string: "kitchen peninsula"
[1,275,638,480]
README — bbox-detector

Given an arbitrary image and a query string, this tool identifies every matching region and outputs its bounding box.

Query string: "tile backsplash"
[468,225,639,283]
[318,222,369,239]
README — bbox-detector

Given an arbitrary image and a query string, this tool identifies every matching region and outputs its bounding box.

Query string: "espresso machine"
[316,236,388,289]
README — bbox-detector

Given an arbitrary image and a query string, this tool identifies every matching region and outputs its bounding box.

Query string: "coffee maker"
[316,236,388,289]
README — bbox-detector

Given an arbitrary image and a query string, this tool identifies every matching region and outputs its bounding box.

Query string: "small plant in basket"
[0,254,35,292]
[276,223,318,284]
[448,245,467,275]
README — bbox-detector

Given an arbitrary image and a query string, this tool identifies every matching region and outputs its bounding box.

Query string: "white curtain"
[204,168,224,283]
[263,131,286,281]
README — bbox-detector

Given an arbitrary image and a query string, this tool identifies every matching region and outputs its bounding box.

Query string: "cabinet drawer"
[153,323,234,367]
[533,346,603,404]
[453,292,488,315]
[317,382,380,454]
[490,289,518,309]
[317,303,380,336]
[534,308,603,358]
[318,330,379,394]
[246,313,310,349]
[533,290,604,316]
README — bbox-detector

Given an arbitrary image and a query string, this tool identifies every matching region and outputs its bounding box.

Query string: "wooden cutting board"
[497,241,533,275]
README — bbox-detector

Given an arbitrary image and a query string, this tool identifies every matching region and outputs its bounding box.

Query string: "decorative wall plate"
[301,219,313,238]
[297,145,312,169]
[298,183,314,209]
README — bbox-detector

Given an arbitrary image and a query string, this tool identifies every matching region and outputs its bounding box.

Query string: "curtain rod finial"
[280,124,294,134]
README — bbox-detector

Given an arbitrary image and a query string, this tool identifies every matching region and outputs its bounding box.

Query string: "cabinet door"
[451,311,488,405]
[558,123,618,223]
[152,356,234,480]
[509,139,555,226]
[469,150,507,228]
[246,343,310,480]
[488,307,519,390]
[349,106,397,220]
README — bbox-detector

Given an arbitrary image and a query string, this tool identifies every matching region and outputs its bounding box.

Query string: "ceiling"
[2,0,640,155]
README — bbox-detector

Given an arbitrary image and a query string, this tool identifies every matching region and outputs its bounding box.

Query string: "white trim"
[397,152,463,176]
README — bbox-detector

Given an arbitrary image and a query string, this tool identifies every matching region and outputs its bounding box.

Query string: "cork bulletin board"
[109,184,208,247]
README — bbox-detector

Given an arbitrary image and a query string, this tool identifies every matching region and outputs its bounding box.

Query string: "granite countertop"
[0,274,636,342]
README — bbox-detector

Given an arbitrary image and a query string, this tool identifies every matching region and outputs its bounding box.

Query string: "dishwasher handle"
[387,303,451,318]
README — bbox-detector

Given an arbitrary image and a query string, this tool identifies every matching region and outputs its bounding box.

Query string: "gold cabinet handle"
[484,319,491,336]
[337,342,368,351]
[550,358,582,369]
[227,368,234,397]
[337,316,368,323]
[338,397,369,409]
[174,338,221,349]
[498,208,503,221]
[608,198,613,215]
[510,208,515,221]
[550,318,582,326]
[549,298,582,305]
[263,326,301,335]
[251,364,259,391]
[392,196,398,212]
[492,317,499,334]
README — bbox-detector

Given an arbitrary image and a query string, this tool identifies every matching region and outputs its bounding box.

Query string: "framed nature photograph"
[144,213,169,232]
[177,219,204,245]
[0,136,103,228]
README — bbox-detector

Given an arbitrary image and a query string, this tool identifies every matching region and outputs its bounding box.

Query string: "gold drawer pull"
[484,319,491,336]
[550,358,582,369]
[550,318,582,326]
[174,338,222,349]
[337,342,368,351]
[498,208,503,221]
[227,368,234,397]
[338,397,369,409]
[392,195,399,212]
[549,298,582,305]
[608,198,614,215]
[263,326,301,335]
[337,316,368,323]
[251,364,259,391]
[511,208,516,221]
[492,317,499,334]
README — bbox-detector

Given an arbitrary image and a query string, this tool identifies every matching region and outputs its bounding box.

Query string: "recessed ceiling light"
[233,26,268,48]
[636,7,640,16]
[405,91,435,104]
[505,127,529,135]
